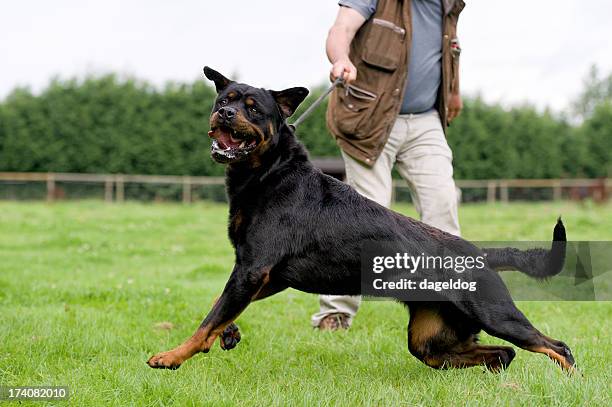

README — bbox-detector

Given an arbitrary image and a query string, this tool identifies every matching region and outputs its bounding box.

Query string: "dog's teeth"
[240,141,246,149]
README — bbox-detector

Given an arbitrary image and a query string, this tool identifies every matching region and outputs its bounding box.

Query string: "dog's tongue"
[208,128,241,149]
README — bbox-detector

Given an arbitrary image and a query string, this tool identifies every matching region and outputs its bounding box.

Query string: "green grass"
[0,201,610,406]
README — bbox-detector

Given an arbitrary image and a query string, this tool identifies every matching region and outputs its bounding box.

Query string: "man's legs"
[311,118,407,328]
[396,110,461,236]
[312,112,460,328]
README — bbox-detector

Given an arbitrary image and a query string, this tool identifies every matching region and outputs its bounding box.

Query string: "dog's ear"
[203,66,233,93]
[270,87,309,119]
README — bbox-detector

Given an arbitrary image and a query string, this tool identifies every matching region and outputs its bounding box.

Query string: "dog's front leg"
[219,277,288,351]
[147,265,271,370]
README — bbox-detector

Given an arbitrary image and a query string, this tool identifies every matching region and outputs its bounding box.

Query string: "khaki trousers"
[311,110,461,327]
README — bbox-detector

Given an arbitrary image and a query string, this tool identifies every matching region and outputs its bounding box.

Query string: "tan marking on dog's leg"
[147,321,234,369]
[409,308,444,354]
[530,346,576,372]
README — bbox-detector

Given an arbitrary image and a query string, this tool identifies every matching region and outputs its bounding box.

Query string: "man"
[312,0,465,330]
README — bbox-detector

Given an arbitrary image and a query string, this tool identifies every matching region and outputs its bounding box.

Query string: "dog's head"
[203,66,309,165]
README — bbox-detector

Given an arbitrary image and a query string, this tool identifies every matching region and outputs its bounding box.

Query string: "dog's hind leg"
[459,298,577,373]
[433,268,578,373]
[406,303,516,372]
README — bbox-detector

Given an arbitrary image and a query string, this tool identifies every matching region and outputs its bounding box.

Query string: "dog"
[147,67,576,373]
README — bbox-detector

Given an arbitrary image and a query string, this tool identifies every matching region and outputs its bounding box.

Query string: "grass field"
[0,200,611,406]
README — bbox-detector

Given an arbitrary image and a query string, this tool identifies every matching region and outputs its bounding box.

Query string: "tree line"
[0,68,610,179]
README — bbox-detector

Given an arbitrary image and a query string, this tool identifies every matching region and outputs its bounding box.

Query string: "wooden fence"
[0,172,609,204]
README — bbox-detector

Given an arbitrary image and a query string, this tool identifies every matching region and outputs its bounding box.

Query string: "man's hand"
[447,93,463,122]
[330,58,357,83]
[326,7,366,84]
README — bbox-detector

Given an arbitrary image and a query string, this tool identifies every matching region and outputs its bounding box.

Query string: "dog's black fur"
[147,68,576,372]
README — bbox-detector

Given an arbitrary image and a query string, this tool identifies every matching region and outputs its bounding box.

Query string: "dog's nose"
[218,107,236,120]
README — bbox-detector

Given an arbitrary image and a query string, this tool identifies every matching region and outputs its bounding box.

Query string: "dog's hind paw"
[220,322,241,350]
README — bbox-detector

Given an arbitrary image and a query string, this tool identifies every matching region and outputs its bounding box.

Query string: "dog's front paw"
[220,322,241,350]
[147,350,184,370]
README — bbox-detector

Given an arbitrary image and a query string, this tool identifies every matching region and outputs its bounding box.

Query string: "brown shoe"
[317,313,350,331]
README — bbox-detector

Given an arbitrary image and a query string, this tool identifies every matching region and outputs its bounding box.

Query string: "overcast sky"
[1,0,611,112]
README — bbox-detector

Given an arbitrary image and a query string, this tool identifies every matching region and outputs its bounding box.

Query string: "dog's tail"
[482,217,566,279]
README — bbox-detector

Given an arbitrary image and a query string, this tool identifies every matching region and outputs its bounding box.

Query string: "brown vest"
[326,0,465,166]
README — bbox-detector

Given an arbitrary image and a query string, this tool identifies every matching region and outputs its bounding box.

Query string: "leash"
[289,77,345,130]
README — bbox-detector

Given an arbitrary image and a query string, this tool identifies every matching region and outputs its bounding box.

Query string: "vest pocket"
[362,18,405,72]
[335,84,379,136]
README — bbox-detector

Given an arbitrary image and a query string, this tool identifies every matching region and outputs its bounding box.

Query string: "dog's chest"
[228,208,244,242]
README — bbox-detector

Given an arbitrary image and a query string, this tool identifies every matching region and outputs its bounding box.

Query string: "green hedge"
[0,75,609,178]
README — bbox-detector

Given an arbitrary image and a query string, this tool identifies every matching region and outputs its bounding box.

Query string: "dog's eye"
[249,106,258,114]
[219,99,228,106]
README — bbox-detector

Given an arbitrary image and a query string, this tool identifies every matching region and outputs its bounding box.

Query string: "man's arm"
[326,6,366,83]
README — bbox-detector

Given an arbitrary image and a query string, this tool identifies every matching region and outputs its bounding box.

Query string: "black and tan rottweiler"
[147,67,576,373]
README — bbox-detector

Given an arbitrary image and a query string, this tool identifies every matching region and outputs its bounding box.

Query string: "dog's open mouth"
[209,125,258,162]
